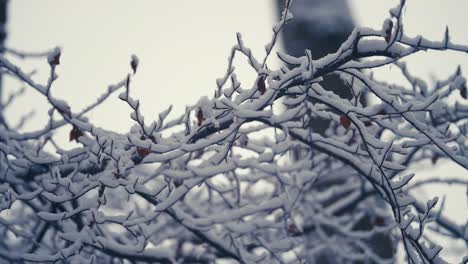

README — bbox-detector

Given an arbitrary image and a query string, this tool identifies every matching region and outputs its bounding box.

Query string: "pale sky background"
[3,0,468,262]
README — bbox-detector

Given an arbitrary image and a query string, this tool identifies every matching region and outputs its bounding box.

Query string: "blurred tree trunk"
[276,0,355,134]
[0,0,8,129]
[275,0,394,262]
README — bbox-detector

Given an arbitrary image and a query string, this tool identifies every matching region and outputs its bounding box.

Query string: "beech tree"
[1,1,467,263]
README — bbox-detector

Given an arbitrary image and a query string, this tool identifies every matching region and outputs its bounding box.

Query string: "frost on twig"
[0,1,467,263]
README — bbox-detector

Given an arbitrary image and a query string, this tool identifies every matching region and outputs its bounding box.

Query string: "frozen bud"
[69,126,84,142]
[257,75,266,95]
[287,223,302,236]
[460,84,467,99]
[130,54,139,74]
[137,147,151,159]
[382,18,394,44]
[47,47,61,67]
[173,178,183,187]
[340,115,352,129]
[197,108,204,126]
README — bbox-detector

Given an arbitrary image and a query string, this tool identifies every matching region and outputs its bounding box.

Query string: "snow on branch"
[0,1,467,263]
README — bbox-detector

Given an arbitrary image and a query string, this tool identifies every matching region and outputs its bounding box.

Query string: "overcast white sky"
[5,0,468,133]
[5,1,280,135]
[3,1,468,261]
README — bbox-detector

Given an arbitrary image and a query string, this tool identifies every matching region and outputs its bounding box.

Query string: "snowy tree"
[0,1,467,263]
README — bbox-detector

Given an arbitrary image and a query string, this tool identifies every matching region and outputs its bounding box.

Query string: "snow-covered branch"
[0,1,467,263]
